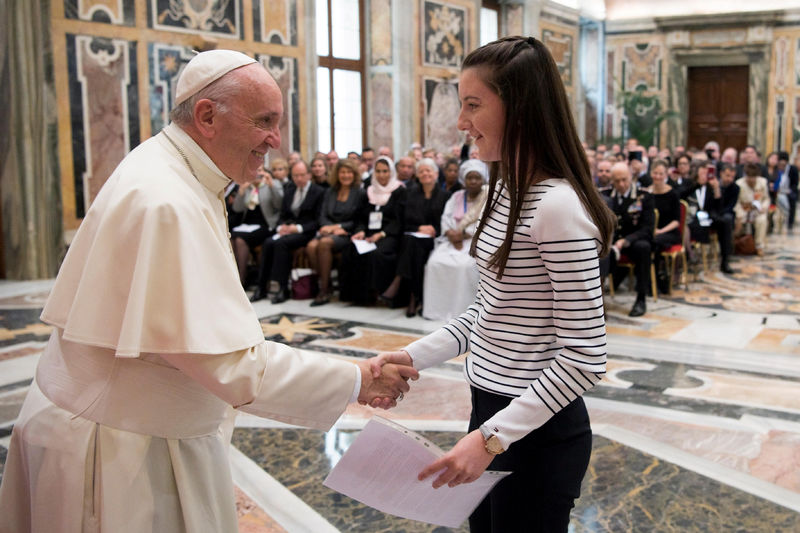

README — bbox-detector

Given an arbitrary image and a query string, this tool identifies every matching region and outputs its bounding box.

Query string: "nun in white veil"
[422,159,489,321]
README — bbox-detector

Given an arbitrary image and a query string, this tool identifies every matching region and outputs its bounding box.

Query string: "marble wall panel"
[148,0,242,38]
[257,55,299,158]
[64,0,135,25]
[422,77,460,153]
[505,4,523,37]
[605,48,616,140]
[254,0,297,45]
[768,28,800,157]
[622,43,661,92]
[148,43,195,134]
[421,0,467,68]
[370,0,392,66]
[369,72,393,150]
[796,38,800,87]
[542,29,573,87]
[67,34,139,217]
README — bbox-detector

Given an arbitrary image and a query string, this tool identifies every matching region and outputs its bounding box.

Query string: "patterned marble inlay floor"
[231,427,800,532]
[2,255,800,531]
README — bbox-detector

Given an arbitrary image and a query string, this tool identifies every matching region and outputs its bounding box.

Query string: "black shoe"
[720,263,734,274]
[310,292,330,307]
[249,288,267,302]
[378,294,395,308]
[628,297,646,317]
[270,288,289,304]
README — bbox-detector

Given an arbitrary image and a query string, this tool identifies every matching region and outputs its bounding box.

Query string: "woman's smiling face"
[456,68,505,162]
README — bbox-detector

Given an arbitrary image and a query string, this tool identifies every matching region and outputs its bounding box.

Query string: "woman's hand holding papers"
[417,430,494,488]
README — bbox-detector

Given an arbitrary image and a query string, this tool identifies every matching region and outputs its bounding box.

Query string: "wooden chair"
[608,209,658,301]
[660,200,688,293]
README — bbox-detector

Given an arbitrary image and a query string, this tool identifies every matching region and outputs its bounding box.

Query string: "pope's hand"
[355,359,418,408]
[366,351,415,409]
[418,430,494,488]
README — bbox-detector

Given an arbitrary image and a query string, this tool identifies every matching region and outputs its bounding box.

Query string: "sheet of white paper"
[353,240,378,255]
[404,231,433,239]
[323,417,509,528]
[232,223,260,233]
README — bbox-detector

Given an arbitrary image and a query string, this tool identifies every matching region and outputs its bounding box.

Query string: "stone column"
[392,0,415,154]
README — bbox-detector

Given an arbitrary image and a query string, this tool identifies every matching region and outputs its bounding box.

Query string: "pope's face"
[211,65,283,185]
[457,68,505,162]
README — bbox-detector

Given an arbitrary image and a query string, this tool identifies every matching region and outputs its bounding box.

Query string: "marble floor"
[1,232,800,531]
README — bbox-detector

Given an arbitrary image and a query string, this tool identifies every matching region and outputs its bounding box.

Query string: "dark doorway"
[687,66,749,152]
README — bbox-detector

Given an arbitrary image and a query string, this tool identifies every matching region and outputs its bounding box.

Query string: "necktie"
[291,186,305,217]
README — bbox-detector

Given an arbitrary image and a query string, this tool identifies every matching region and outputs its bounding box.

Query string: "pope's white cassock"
[0,58,359,531]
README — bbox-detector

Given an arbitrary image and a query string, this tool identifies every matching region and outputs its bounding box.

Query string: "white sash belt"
[36,330,228,439]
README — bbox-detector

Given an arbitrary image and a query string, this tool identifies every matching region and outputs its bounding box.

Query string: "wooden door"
[687,66,749,151]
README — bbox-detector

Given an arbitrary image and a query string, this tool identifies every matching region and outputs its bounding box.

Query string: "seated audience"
[325,150,339,168]
[595,158,613,192]
[439,158,463,193]
[630,149,652,187]
[686,161,734,273]
[339,156,406,305]
[251,160,325,303]
[735,145,768,179]
[310,155,330,188]
[422,160,488,321]
[734,162,770,255]
[270,157,290,185]
[603,162,655,317]
[230,167,284,285]
[380,158,450,317]
[396,156,418,189]
[668,154,693,198]
[305,159,366,306]
[773,151,798,231]
[649,160,682,292]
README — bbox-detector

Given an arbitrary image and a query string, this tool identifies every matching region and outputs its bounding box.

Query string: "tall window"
[480,1,500,46]
[316,0,366,155]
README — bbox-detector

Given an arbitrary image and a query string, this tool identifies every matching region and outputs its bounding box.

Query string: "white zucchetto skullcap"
[174,49,257,105]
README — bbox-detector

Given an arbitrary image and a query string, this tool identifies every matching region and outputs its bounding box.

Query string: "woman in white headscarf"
[422,159,489,321]
[339,156,407,304]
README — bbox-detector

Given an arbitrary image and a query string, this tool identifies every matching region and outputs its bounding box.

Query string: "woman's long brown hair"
[465,36,615,278]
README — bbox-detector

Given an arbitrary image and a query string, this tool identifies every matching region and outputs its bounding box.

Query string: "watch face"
[487,436,504,455]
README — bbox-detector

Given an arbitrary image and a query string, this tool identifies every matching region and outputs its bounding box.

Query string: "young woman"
[370,36,615,532]
[339,156,406,305]
[649,159,682,293]
[310,155,330,188]
[305,159,366,305]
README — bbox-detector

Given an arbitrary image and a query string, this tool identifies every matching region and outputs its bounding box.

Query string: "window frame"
[317,0,367,153]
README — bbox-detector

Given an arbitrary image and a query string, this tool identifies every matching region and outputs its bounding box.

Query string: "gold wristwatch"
[479,424,505,455]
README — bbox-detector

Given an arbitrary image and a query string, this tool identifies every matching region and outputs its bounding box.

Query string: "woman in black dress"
[339,156,406,305]
[305,159,366,305]
[380,158,450,316]
[649,159,682,293]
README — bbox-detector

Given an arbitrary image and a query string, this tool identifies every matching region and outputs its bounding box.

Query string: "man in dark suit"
[604,162,655,317]
[251,160,324,303]
[775,151,799,231]
[735,145,768,179]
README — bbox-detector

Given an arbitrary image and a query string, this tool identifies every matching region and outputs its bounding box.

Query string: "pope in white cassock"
[0,50,416,533]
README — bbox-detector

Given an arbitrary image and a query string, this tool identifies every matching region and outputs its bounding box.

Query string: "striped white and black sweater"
[405,178,607,449]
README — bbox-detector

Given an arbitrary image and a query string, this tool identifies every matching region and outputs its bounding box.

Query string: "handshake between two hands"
[353,351,496,489]
[355,350,417,410]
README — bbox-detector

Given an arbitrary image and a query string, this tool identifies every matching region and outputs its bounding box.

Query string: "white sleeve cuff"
[349,363,362,403]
